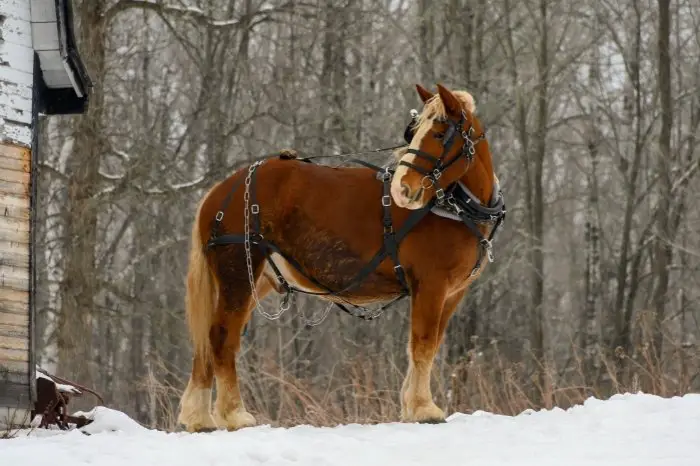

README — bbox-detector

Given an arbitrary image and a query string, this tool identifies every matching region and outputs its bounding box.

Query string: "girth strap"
[206,199,432,303]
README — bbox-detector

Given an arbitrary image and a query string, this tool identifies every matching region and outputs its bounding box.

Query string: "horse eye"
[433,132,445,139]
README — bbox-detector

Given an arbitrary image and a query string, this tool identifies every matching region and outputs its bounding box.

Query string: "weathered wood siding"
[0,0,33,428]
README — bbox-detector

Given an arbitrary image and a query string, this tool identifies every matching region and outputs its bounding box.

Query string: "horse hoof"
[179,423,218,433]
[403,403,446,424]
[214,409,257,431]
[418,417,447,425]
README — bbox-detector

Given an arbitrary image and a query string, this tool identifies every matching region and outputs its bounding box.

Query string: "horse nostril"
[401,183,410,199]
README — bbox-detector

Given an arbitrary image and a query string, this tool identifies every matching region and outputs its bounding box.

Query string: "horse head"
[390,83,491,210]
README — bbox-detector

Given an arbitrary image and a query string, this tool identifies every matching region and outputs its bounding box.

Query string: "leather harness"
[204,111,506,321]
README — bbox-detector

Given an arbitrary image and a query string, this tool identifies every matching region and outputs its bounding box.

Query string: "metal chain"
[244,161,287,321]
[302,301,334,328]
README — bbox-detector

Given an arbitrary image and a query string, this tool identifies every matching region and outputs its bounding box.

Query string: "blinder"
[398,110,485,204]
[403,109,419,144]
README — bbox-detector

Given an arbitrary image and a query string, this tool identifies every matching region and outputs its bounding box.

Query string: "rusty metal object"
[31,368,104,430]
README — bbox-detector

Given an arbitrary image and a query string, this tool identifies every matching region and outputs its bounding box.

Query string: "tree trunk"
[652,0,672,364]
[56,0,107,388]
[530,0,549,407]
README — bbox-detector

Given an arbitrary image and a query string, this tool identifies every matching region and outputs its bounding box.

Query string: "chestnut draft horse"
[177,84,506,432]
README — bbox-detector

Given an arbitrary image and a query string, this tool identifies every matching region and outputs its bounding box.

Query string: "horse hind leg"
[179,350,216,432]
[211,261,275,431]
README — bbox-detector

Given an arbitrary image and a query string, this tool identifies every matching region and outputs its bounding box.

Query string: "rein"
[298,143,407,162]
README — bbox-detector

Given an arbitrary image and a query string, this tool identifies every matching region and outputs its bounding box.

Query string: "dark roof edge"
[54,0,92,105]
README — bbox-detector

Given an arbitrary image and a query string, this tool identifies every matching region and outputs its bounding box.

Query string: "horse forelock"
[412,90,476,138]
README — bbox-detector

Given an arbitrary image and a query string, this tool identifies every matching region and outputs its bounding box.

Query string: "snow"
[2,393,700,465]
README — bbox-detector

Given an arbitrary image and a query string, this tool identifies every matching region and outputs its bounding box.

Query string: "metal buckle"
[436,188,445,201]
[251,204,260,214]
[481,239,494,262]
[381,169,392,181]
[382,195,391,207]
[215,211,224,221]
[447,195,463,214]
[432,169,442,180]
[421,176,434,189]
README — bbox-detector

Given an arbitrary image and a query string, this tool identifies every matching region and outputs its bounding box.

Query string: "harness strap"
[248,168,295,298]
[205,156,433,320]
[209,174,247,240]
[206,201,433,300]
[380,170,409,293]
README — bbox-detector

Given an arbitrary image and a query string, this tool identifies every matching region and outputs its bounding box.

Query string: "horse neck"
[458,143,495,205]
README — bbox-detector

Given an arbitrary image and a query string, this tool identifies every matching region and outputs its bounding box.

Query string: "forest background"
[36,0,700,428]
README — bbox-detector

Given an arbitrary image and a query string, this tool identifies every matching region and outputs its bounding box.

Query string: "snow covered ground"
[2,392,699,466]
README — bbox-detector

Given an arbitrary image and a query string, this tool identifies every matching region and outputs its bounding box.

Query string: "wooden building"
[0,0,89,428]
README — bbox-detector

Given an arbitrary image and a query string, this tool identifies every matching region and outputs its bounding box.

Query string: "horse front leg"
[401,287,464,423]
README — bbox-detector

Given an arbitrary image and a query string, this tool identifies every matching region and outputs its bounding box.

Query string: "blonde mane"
[413,90,476,136]
[390,90,476,162]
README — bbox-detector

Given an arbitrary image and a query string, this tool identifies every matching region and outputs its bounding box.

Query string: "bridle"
[399,110,486,204]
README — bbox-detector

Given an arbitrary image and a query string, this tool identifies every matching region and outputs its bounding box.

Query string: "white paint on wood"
[2,0,32,21]
[0,41,34,74]
[0,99,31,125]
[0,124,32,147]
[0,15,32,48]
[0,0,33,148]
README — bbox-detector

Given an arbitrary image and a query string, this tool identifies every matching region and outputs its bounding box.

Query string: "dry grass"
[236,338,699,428]
[127,328,700,431]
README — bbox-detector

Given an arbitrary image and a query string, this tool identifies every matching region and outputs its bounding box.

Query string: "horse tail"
[185,196,218,368]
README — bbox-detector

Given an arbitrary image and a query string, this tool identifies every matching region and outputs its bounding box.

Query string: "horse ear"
[415,84,434,103]
[436,83,461,115]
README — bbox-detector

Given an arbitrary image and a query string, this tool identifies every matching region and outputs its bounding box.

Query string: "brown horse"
[177,83,504,432]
